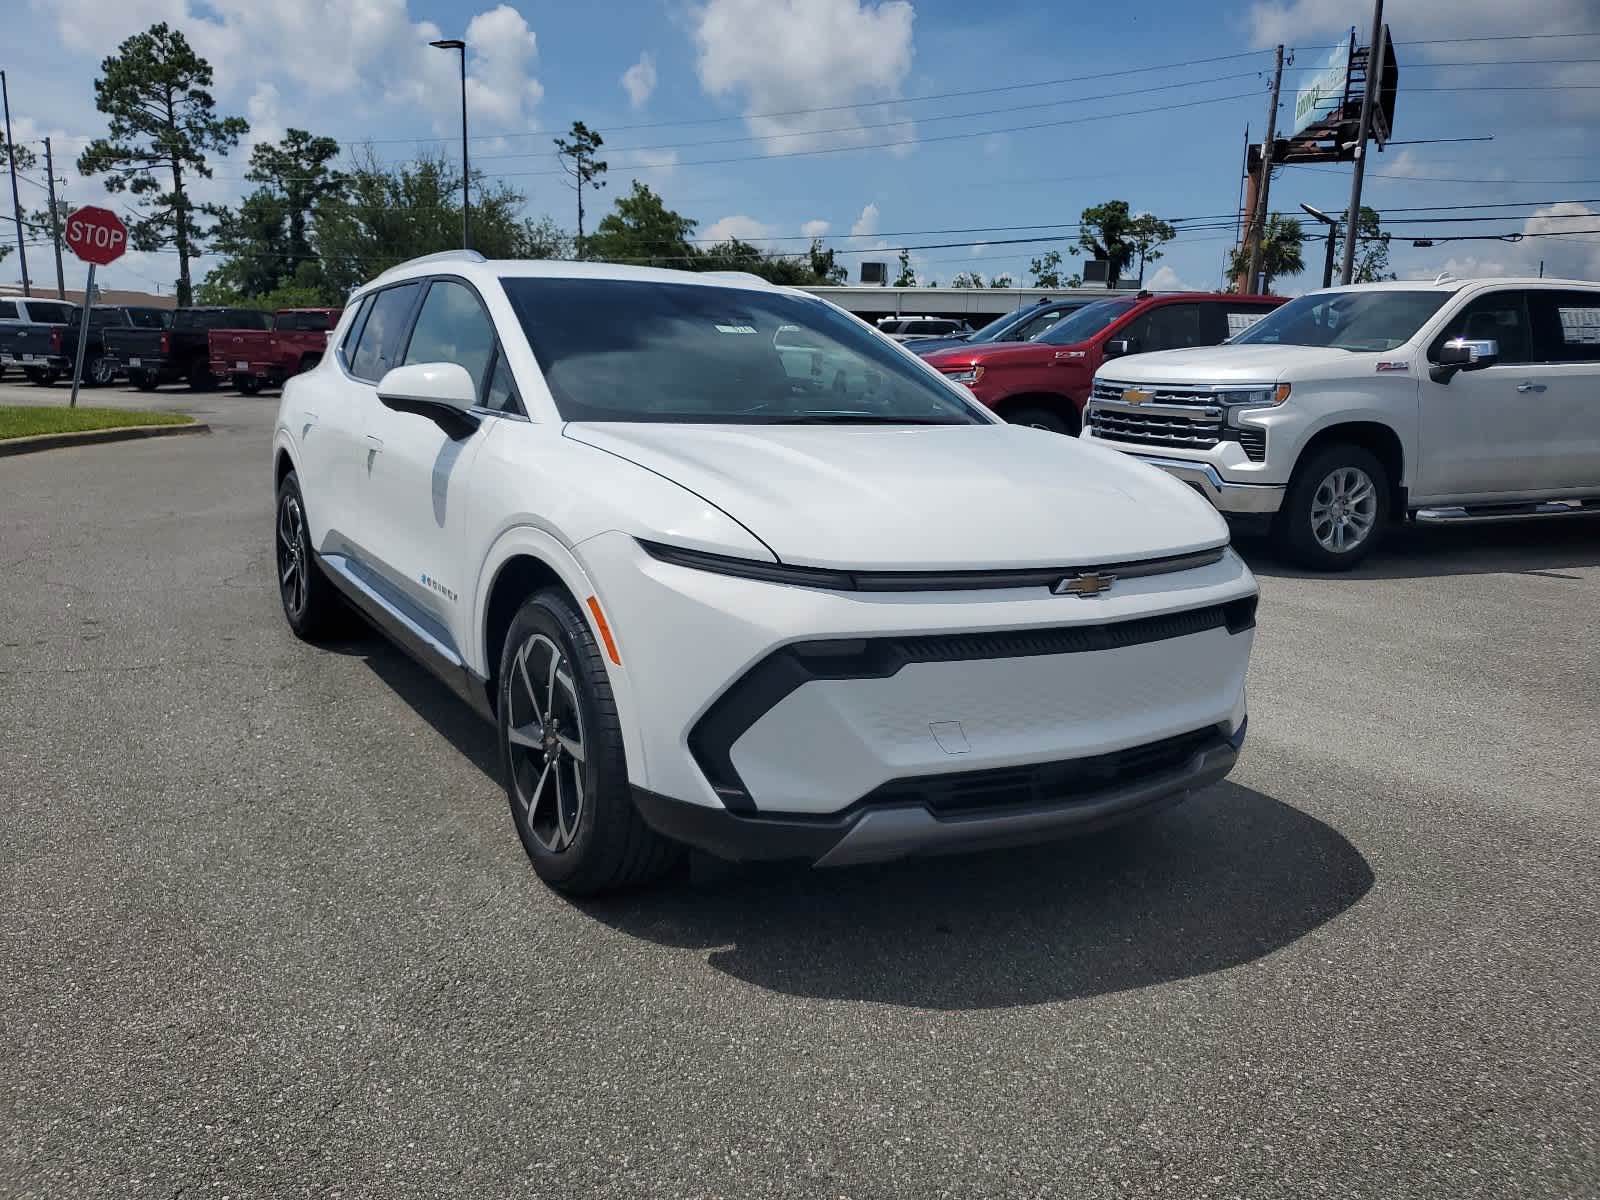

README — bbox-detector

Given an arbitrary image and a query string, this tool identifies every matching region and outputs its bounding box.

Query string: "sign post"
[62,205,129,408]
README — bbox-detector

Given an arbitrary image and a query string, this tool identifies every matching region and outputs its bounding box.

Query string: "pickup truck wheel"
[86,356,117,387]
[275,471,348,641]
[1004,406,1075,435]
[133,371,159,391]
[498,590,683,895]
[25,368,58,387]
[188,360,218,392]
[1272,444,1390,571]
[236,375,263,396]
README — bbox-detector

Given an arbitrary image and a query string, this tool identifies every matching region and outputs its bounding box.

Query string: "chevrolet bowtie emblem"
[1053,572,1116,598]
[1121,387,1154,405]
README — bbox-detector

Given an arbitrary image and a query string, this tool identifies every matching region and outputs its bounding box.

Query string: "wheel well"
[483,554,572,703]
[274,449,294,490]
[993,393,1081,433]
[299,352,322,372]
[1298,422,1406,510]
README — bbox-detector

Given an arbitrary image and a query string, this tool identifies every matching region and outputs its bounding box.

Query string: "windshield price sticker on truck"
[1226,311,1267,336]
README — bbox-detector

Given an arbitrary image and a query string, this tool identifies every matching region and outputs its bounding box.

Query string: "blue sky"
[7,0,1600,298]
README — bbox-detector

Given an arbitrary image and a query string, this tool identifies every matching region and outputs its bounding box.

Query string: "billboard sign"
[1292,32,1354,138]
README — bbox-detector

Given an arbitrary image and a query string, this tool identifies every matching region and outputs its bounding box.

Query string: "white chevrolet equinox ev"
[271,252,1258,894]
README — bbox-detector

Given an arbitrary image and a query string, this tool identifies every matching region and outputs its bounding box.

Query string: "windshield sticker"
[714,324,758,334]
[1376,361,1409,372]
[1227,311,1267,335]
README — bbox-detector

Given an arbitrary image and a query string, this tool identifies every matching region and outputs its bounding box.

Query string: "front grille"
[858,726,1227,816]
[1088,379,1223,450]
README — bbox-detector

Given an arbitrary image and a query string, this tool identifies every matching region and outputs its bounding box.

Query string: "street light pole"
[1,69,32,297]
[430,39,469,249]
[1341,0,1386,285]
[1300,203,1340,290]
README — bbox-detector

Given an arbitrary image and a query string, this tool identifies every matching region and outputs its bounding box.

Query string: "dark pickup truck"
[208,307,342,394]
[0,305,169,387]
[104,306,272,390]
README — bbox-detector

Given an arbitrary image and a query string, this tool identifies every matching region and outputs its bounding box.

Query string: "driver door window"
[1429,292,1533,365]
[1120,304,1204,354]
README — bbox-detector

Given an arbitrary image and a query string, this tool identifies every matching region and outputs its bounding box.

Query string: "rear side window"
[1530,290,1600,363]
[402,280,497,397]
[278,311,336,333]
[1222,304,1273,339]
[348,284,422,381]
[1430,291,1534,365]
[0,301,16,319]
[26,301,75,323]
[127,308,169,329]
[340,296,375,365]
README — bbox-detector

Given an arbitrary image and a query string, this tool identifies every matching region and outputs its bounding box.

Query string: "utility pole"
[44,136,64,298]
[1241,45,1285,294]
[1,70,30,297]
[1342,0,1386,284]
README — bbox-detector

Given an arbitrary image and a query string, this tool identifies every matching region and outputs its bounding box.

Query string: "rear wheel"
[1004,406,1075,435]
[24,368,58,387]
[133,370,160,391]
[188,359,218,391]
[498,590,682,895]
[85,356,117,387]
[236,374,263,396]
[1271,444,1390,571]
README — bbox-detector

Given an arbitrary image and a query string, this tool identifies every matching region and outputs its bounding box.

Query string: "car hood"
[923,342,1057,367]
[1096,343,1366,382]
[565,421,1227,570]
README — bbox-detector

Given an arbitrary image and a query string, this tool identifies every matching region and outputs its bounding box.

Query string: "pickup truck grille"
[1087,380,1268,460]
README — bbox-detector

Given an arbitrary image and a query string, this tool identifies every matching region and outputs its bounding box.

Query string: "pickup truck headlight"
[1215,383,1290,408]
[940,365,984,385]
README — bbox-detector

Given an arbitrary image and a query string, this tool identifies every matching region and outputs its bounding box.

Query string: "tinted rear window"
[182,309,270,330]
[276,310,336,332]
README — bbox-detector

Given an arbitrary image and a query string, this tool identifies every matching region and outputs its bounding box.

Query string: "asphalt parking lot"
[2,380,1597,1199]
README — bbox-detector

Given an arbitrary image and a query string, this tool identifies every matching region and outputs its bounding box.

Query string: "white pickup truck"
[1081,277,1600,569]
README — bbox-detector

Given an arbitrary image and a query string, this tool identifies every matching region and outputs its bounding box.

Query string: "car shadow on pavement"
[581,785,1373,1010]
[1236,513,1600,582]
[355,628,1374,1012]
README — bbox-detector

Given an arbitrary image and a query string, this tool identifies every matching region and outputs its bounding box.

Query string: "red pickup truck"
[208,308,343,394]
[922,291,1285,433]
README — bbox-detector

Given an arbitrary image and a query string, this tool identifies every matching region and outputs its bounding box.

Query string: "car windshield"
[1033,299,1136,345]
[502,277,985,425]
[1231,289,1452,352]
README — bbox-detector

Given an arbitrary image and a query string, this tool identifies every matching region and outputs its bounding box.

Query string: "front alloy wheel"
[1272,443,1390,571]
[1309,466,1378,554]
[497,591,682,894]
[273,471,347,640]
[505,634,587,854]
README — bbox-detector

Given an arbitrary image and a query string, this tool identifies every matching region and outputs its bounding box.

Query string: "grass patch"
[0,405,193,441]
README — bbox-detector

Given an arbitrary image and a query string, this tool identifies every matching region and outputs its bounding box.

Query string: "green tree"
[1225,213,1306,292]
[76,23,248,305]
[202,189,287,297]
[1028,249,1064,287]
[892,247,916,287]
[950,271,984,288]
[1075,200,1175,288]
[988,273,1015,288]
[584,180,696,266]
[245,129,345,278]
[554,121,607,258]
[808,238,847,285]
[1334,206,1395,283]
[310,149,558,296]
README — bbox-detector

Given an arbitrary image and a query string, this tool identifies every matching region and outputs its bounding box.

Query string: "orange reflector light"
[586,595,621,665]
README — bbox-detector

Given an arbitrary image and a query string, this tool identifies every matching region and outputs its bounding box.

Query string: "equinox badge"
[1053,572,1116,598]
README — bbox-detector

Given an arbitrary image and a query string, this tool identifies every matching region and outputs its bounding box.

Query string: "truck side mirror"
[1430,337,1499,384]
[1103,338,1134,359]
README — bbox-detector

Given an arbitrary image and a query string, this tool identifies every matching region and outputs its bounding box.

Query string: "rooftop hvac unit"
[1082,259,1111,284]
[860,261,888,285]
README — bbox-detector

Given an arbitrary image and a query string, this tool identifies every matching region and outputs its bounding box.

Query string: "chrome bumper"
[1132,454,1285,516]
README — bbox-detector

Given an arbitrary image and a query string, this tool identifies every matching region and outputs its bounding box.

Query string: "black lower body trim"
[636,728,1239,866]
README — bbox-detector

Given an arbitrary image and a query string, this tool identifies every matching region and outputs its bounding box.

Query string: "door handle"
[365,434,384,450]
[1515,382,1547,394]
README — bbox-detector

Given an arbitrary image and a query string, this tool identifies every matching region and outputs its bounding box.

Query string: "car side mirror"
[1103,338,1134,359]
[1429,337,1498,384]
[377,362,481,434]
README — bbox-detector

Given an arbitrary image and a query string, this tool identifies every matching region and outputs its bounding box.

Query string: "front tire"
[274,471,347,641]
[1271,444,1390,570]
[1004,406,1075,435]
[497,590,682,895]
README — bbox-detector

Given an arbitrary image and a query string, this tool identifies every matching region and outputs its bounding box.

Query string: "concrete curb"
[0,420,209,457]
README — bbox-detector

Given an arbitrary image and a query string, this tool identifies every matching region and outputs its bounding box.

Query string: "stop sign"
[64,206,129,266]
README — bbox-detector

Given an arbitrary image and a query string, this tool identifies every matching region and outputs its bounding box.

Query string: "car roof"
[1299,276,1597,295]
[363,253,785,298]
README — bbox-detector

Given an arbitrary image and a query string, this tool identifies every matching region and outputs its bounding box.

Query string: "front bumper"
[578,532,1256,860]
[1128,454,1286,515]
[635,721,1243,866]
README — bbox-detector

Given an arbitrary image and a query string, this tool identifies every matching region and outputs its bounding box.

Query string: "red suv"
[922,291,1285,433]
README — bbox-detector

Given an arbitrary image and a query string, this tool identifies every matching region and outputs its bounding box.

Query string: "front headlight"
[941,365,984,385]
[1215,383,1291,408]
